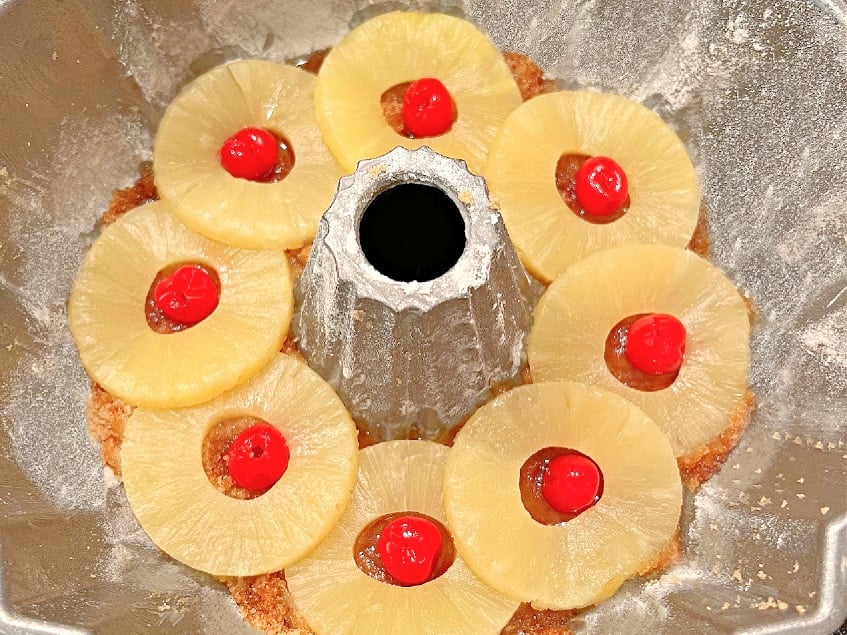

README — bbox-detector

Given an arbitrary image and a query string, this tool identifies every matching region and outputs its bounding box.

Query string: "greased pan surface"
[0,0,845,633]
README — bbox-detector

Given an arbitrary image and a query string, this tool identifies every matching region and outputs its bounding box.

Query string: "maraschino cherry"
[377,515,443,586]
[541,453,603,515]
[227,424,290,492]
[153,265,219,325]
[402,78,456,138]
[625,313,687,375]
[574,156,629,216]
[219,127,280,181]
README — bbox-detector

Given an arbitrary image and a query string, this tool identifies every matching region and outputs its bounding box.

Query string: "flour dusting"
[0,0,845,632]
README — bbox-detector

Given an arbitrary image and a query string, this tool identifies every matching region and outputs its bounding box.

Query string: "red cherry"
[377,516,443,586]
[153,265,219,325]
[402,78,456,138]
[574,156,629,216]
[219,127,280,181]
[227,424,290,492]
[541,453,602,515]
[624,313,687,375]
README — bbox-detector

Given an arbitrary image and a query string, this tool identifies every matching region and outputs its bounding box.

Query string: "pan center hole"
[359,183,466,283]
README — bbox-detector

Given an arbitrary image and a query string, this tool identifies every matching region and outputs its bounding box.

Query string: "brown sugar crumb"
[380,83,410,135]
[491,364,533,398]
[280,336,307,363]
[356,418,385,449]
[223,572,315,635]
[296,48,329,75]
[87,383,134,476]
[743,293,758,325]
[286,244,312,282]
[687,204,711,258]
[501,604,576,635]
[102,161,158,226]
[503,51,559,102]
[678,390,756,490]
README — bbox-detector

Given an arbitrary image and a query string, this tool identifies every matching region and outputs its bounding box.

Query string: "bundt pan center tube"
[293,146,536,441]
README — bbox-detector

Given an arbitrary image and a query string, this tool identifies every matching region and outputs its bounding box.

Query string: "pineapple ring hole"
[353,511,456,586]
[145,262,221,334]
[219,127,296,183]
[202,415,278,500]
[380,82,458,138]
[555,153,630,224]
[519,447,604,525]
[358,183,466,282]
[604,314,681,392]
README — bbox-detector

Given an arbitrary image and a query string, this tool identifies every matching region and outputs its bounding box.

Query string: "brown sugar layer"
[554,153,629,225]
[519,447,604,525]
[85,152,729,635]
[83,44,737,635]
[678,390,756,490]
[144,263,222,334]
[353,511,456,585]
[380,82,417,136]
[603,314,680,392]
[87,382,134,477]
[202,415,275,500]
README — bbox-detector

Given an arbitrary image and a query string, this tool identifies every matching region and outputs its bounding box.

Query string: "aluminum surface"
[294,146,535,440]
[0,0,845,633]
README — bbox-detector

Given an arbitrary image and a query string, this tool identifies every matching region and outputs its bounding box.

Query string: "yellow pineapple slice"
[286,440,520,635]
[121,353,358,576]
[443,382,682,610]
[68,201,292,408]
[314,11,522,175]
[528,244,750,459]
[485,91,700,283]
[154,59,343,250]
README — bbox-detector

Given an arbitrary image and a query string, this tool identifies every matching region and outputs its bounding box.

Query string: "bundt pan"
[0,0,844,633]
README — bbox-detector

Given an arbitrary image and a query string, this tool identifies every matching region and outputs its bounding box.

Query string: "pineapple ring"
[286,441,520,635]
[314,11,522,175]
[68,201,293,408]
[485,90,701,283]
[528,244,750,458]
[154,60,343,250]
[443,382,683,610]
[121,353,359,577]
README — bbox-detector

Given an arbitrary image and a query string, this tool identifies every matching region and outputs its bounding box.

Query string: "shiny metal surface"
[294,146,535,441]
[0,0,845,633]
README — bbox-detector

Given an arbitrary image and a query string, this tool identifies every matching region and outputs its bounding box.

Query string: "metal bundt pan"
[0,0,844,633]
